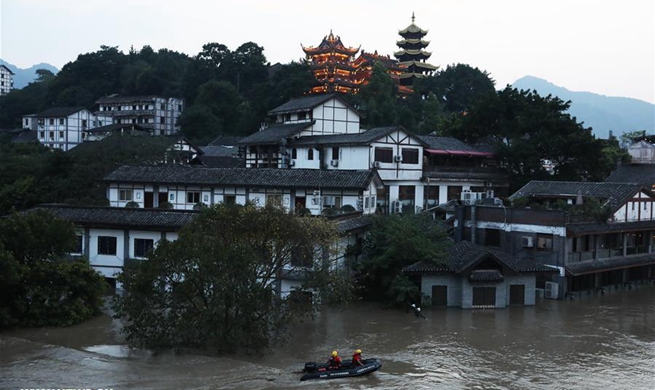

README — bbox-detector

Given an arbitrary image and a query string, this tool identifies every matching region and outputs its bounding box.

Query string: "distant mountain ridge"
[0,59,59,89]
[511,76,654,139]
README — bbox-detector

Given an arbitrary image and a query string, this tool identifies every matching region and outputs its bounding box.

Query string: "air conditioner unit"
[394,155,403,162]
[521,236,534,248]
[373,161,381,168]
[289,160,295,167]
[493,198,504,206]
[485,190,494,198]
[330,160,339,167]
[393,201,403,214]
[545,281,559,300]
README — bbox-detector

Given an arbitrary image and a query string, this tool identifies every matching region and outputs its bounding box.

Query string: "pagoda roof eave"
[398,24,429,35]
[397,39,431,46]
[398,60,438,70]
[394,49,432,57]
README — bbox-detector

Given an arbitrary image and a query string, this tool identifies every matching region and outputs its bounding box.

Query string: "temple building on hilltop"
[394,13,438,86]
[302,31,362,94]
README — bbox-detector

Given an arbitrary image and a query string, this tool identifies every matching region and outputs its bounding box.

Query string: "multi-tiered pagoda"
[302,31,361,94]
[394,13,438,86]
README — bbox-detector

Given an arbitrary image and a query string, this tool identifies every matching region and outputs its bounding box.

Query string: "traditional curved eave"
[398,60,439,70]
[302,46,359,56]
[396,38,431,46]
[398,73,429,79]
[394,49,432,56]
[398,23,429,35]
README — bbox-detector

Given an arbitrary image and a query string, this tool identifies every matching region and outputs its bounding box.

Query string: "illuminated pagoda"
[352,50,413,95]
[394,12,438,86]
[302,31,361,94]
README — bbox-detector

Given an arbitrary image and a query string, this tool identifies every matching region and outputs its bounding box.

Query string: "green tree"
[356,62,401,128]
[114,203,346,354]
[0,210,106,327]
[414,63,496,114]
[354,214,450,304]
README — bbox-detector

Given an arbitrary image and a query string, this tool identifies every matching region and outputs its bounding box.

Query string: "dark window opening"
[308,148,314,160]
[291,148,297,159]
[374,147,393,163]
[332,147,339,160]
[402,148,419,164]
[134,238,154,258]
[187,191,200,203]
[97,236,117,255]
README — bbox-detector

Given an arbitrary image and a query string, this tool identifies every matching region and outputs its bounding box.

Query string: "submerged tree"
[114,203,347,354]
[0,210,106,328]
[353,213,450,304]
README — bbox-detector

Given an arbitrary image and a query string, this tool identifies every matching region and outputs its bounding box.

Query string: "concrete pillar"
[415,184,424,211]
[439,185,448,204]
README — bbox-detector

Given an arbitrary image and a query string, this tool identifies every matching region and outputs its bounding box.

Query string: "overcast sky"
[1,0,653,102]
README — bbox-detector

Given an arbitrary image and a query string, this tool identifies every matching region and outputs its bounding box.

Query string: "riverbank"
[1,286,654,389]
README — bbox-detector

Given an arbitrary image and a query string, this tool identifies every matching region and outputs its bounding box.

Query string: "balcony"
[567,246,650,263]
[423,165,507,180]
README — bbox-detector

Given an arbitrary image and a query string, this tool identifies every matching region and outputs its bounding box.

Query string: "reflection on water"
[1,286,654,389]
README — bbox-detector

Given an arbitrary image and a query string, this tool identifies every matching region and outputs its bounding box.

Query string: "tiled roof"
[567,220,655,235]
[509,181,643,211]
[85,123,146,133]
[33,205,198,230]
[96,95,177,104]
[105,165,377,190]
[566,254,655,276]
[238,122,314,145]
[605,164,655,187]
[268,94,355,115]
[469,269,504,282]
[37,107,87,117]
[0,64,15,75]
[289,126,427,147]
[403,241,556,274]
[11,129,38,144]
[207,135,243,147]
[417,135,479,151]
[199,156,244,168]
[335,215,372,233]
[200,145,239,157]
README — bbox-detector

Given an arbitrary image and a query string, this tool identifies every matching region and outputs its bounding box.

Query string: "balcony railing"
[568,246,650,263]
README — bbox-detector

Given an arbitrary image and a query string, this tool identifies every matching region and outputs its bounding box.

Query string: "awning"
[425,149,450,155]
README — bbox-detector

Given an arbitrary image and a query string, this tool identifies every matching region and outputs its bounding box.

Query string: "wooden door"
[144,192,154,208]
[431,285,448,307]
[472,287,496,307]
[509,284,525,305]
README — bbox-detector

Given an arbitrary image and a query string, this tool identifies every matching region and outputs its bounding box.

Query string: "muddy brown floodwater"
[1,286,654,390]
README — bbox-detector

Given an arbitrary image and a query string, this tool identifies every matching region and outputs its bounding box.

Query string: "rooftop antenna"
[412,11,415,23]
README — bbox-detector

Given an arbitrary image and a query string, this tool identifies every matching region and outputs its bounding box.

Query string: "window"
[187,191,200,203]
[73,235,84,254]
[284,114,291,122]
[322,196,342,208]
[632,202,635,211]
[308,148,314,160]
[82,119,87,127]
[291,248,313,268]
[59,131,64,138]
[160,103,165,110]
[97,236,117,255]
[132,105,137,110]
[132,118,136,124]
[374,147,393,163]
[298,112,307,120]
[39,131,44,138]
[119,189,133,201]
[178,104,182,111]
[49,131,54,139]
[24,119,28,126]
[537,235,553,251]
[224,195,236,205]
[160,116,165,124]
[267,194,283,207]
[49,118,54,125]
[59,118,64,125]
[291,148,297,159]
[134,238,154,258]
[332,147,339,160]
[402,148,419,164]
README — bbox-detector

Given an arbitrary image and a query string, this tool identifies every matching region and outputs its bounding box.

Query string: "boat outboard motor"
[303,362,317,373]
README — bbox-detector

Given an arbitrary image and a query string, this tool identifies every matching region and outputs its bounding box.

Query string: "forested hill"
[0,59,59,89]
[512,76,654,139]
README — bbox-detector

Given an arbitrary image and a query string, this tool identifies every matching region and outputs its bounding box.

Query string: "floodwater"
[1,286,654,390]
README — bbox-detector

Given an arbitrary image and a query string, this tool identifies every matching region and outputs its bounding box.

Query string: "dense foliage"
[0,135,182,215]
[113,203,349,354]
[0,210,106,328]
[0,41,626,201]
[353,214,450,305]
